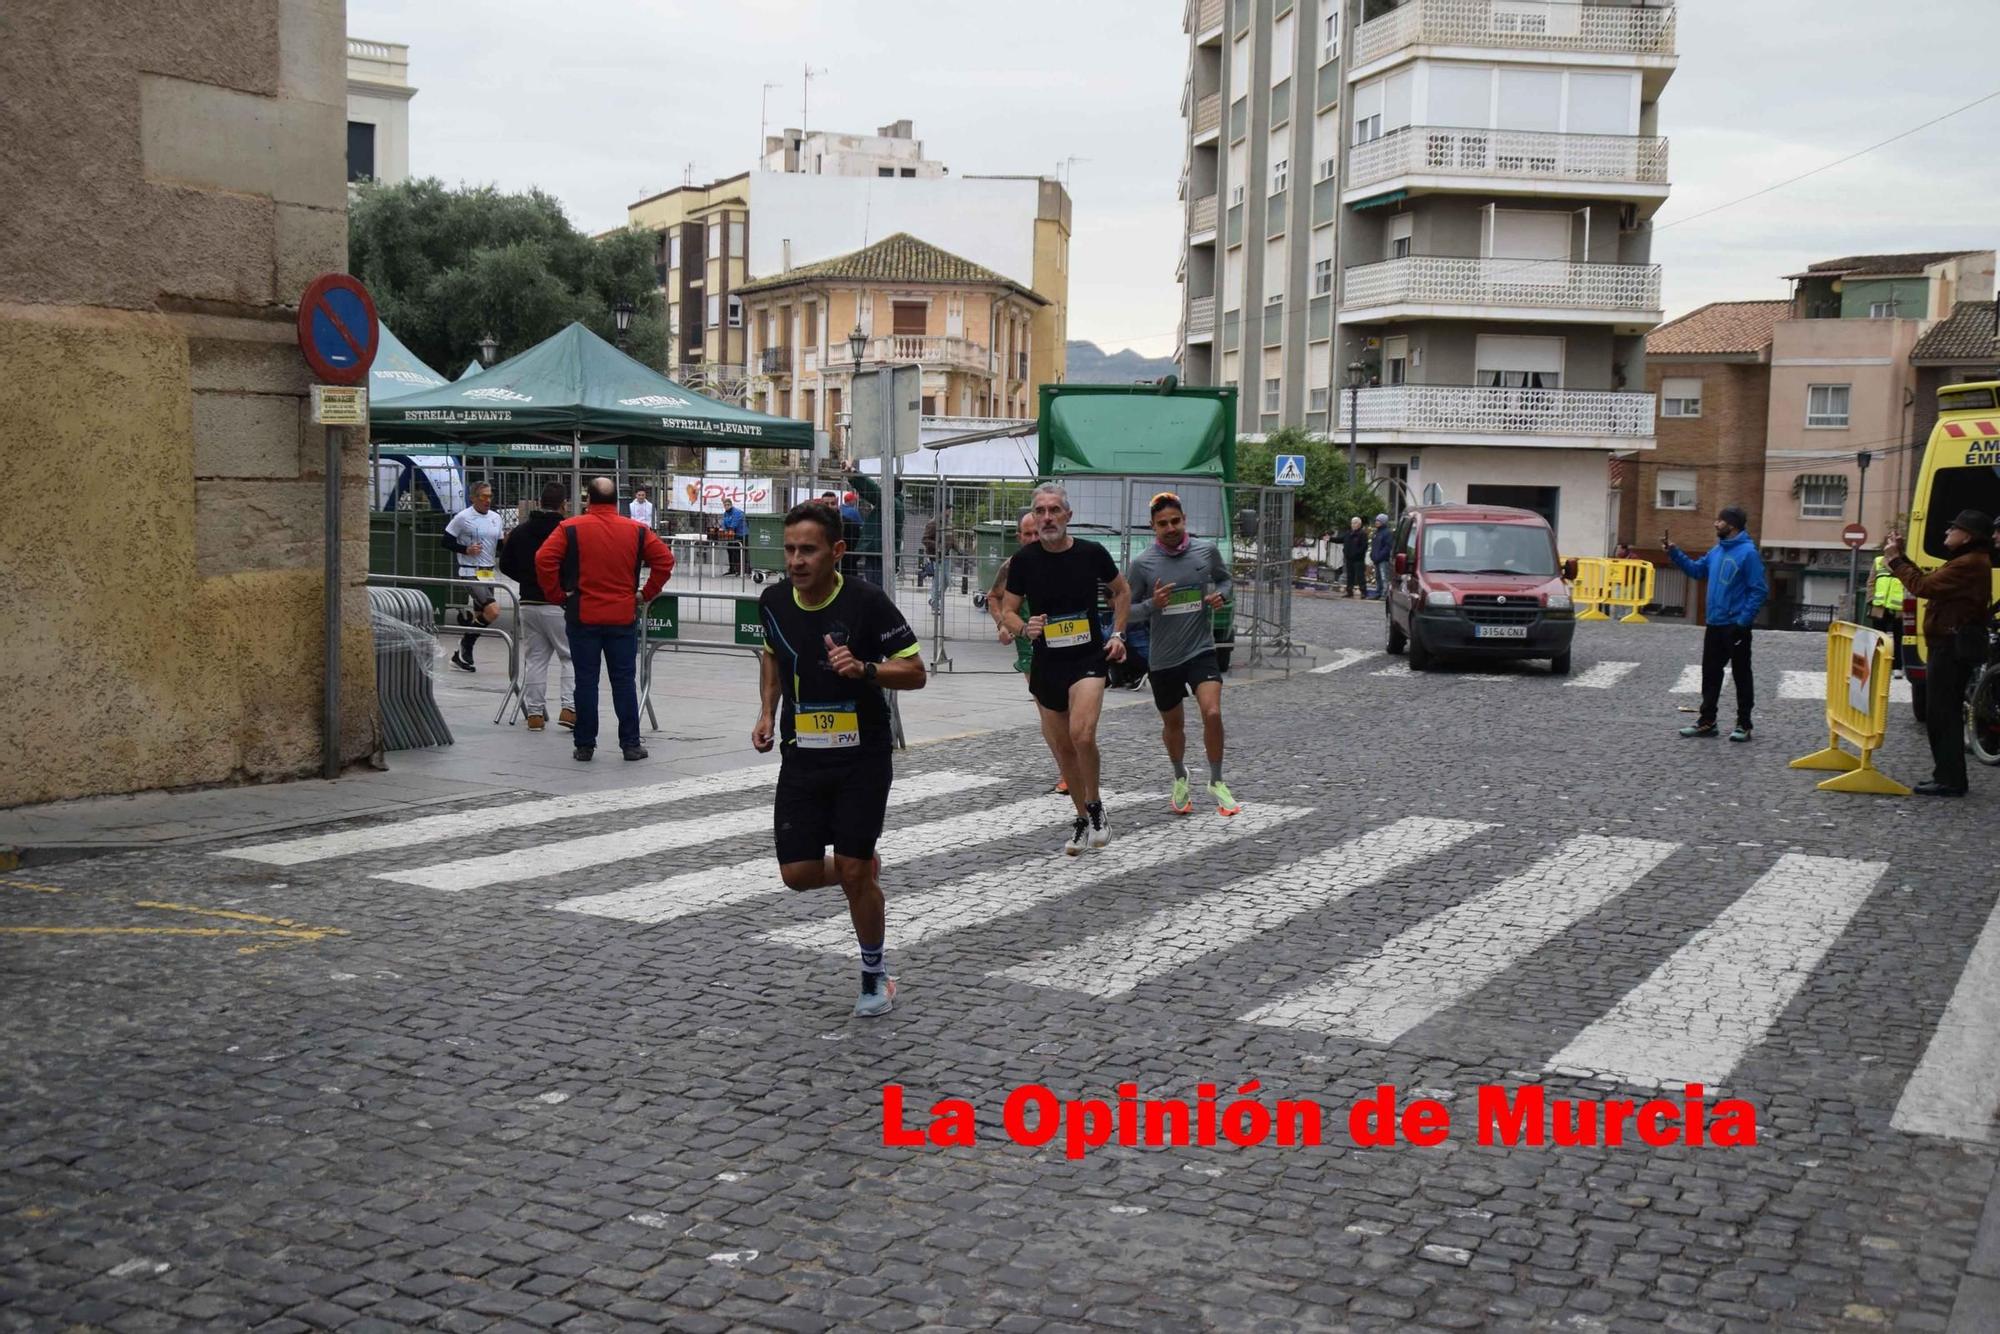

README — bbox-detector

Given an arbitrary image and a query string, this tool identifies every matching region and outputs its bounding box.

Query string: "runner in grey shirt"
[1124,491,1240,817]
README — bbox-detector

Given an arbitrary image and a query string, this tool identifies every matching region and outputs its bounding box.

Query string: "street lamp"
[612,299,634,349]
[1345,360,1366,483]
[847,324,867,370]
[477,332,499,367]
[844,325,867,465]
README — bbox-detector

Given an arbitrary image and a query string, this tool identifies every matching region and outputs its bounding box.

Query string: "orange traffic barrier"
[1788,621,1910,796]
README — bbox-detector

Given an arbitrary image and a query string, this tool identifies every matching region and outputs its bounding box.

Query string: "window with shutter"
[892,302,928,336]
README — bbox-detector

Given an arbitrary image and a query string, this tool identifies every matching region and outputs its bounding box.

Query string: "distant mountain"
[1065,340,1178,384]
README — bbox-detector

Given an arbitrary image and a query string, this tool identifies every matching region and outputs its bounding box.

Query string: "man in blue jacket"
[1666,504,1768,742]
[1369,513,1393,600]
[719,502,750,575]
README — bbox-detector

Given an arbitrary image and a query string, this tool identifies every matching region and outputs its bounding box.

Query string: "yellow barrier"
[1568,557,1652,622]
[1570,557,1611,621]
[1788,621,1910,796]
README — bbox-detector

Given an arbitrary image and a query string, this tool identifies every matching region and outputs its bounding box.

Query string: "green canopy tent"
[372,321,813,508]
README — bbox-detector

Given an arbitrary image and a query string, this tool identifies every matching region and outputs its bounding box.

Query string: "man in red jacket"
[537,476,675,762]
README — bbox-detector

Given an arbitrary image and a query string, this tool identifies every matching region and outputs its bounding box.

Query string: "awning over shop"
[1791,472,1848,494]
[370,321,813,450]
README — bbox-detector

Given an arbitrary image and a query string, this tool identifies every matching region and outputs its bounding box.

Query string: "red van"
[1383,504,1578,674]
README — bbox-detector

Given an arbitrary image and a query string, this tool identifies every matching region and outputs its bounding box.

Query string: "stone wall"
[0,0,376,807]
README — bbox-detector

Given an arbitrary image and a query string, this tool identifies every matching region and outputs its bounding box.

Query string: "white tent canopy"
[856,416,1038,480]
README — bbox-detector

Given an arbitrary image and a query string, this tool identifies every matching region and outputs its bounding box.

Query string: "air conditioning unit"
[1760,546,1782,563]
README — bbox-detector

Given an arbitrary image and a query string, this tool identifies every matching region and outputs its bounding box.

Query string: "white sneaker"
[1064,816,1089,857]
[1087,807,1110,849]
[854,972,897,1017]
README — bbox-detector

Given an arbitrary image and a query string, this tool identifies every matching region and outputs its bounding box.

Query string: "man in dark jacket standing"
[1667,504,1769,742]
[1369,513,1393,600]
[1341,516,1369,598]
[1885,509,1995,796]
[499,482,573,732]
[536,477,675,762]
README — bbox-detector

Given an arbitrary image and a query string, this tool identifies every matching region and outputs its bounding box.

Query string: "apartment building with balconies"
[1177,0,1676,556]
[627,173,752,400]
[735,233,1046,460]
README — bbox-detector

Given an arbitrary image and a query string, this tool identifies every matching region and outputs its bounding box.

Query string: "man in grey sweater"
[1125,491,1240,817]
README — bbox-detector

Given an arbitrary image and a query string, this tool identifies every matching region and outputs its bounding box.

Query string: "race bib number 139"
[795,709,860,749]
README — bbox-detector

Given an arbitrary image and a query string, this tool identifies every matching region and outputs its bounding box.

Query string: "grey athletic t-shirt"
[1125,539,1231,671]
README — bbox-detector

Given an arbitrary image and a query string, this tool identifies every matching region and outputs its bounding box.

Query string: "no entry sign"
[297,273,380,386]
[1842,522,1869,549]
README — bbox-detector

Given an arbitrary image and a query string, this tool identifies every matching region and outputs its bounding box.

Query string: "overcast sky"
[352,0,2000,357]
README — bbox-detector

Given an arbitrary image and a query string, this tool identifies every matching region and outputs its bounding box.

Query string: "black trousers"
[1344,556,1366,595]
[1871,610,1903,668]
[1699,624,1754,729]
[1924,642,1973,791]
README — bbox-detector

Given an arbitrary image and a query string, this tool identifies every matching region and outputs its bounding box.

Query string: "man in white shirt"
[443,482,505,672]
[628,486,656,531]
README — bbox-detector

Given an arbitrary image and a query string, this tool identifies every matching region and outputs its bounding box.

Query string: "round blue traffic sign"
[297,273,380,385]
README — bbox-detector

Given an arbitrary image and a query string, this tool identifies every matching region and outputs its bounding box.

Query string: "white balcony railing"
[1338,384,1655,438]
[1191,194,1219,234]
[1342,255,1661,315]
[1187,295,1217,337]
[1347,125,1668,192]
[1354,0,1676,66]
[1193,93,1222,137]
[865,335,991,371]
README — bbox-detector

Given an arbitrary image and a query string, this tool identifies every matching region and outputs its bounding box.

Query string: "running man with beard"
[1124,491,1240,816]
[996,482,1132,855]
[752,501,927,1016]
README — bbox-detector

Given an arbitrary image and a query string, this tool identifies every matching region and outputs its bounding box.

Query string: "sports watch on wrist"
[863,661,878,682]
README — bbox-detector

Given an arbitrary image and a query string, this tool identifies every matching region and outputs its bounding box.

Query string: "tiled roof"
[1796,251,1984,277]
[1911,300,2000,363]
[737,232,1046,302]
[1645,300,1790,356]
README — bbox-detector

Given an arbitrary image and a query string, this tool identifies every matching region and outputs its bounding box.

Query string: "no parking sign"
[296,273,380,386]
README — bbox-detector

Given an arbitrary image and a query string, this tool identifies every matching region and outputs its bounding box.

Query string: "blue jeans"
[567,620,641,751]
[1374,559,1392,598]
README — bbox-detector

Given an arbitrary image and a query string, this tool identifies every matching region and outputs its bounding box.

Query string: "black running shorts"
[1029,652,1108,713]
[1148,649,1224,713]
[773,752,895,865]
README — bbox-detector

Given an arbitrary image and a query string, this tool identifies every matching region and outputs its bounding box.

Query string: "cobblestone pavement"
[4,601,1996,1332]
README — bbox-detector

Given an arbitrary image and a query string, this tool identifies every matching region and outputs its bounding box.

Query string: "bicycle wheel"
[1968,663,2000,767]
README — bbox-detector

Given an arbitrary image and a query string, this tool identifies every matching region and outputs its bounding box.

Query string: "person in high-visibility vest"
[1869,554,1904,670]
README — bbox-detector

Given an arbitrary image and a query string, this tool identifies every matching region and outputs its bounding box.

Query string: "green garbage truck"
[1036,380,1239,671]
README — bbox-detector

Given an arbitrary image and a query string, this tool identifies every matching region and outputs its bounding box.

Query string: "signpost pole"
[322,424,342,780]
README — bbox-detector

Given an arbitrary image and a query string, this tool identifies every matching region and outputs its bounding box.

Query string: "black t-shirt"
[759,575,920,763]
[1005,540,1119,666]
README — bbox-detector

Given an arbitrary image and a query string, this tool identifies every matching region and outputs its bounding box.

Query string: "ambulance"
[1899,381,2000,721]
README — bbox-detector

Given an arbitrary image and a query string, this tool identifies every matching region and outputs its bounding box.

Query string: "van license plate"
[1474,624,1528,639]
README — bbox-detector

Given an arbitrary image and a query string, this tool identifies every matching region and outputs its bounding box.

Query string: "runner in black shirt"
[998,482,1132,855]
[752,502,926,1017]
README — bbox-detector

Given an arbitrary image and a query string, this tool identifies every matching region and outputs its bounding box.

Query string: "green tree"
[348,178,667,374]
[1238,427,1390,539]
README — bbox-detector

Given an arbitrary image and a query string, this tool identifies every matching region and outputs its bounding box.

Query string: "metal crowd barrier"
[365,574,523,724]
[368,587,453,750]
[634,588,905,747]
[1789,620,1909,796]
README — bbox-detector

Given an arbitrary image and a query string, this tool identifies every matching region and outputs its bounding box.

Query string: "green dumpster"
[975,519,1023,593]
[748,512,786,579]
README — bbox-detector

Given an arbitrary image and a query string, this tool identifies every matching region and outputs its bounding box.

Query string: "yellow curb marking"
[1,878,69,894]
[1,887,348,955]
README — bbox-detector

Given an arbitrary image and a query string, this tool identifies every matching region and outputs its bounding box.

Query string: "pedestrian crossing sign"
[1274,454,1306,487]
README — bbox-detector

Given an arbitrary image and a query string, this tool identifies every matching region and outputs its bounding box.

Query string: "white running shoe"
[854,972,897,1017]
[1087,807,1110,849]
[1064,816,1089,857]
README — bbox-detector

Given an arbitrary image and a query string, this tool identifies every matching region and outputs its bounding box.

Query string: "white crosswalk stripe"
[1370,662,1515,682]
[214,765,780,866]
[1239,835,1679,1041]
[553,790,1150,925]
[1310,649,1377,674]
[1565,661,1640,689]
[374,770,1002,892]
[766,802,1311,955]
[1545,853,1887,1088]
[1781,668,1911,704]
[995,816,1490,1000]
[1670,664,1702,694]
[1891,896,2000,1143]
